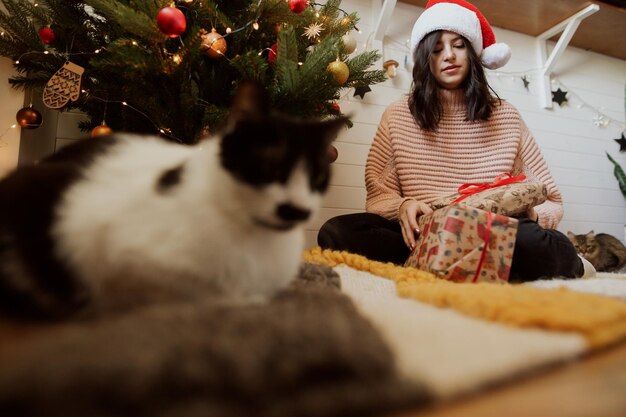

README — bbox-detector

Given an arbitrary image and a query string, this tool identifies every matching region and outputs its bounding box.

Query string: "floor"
[394,341,626,417]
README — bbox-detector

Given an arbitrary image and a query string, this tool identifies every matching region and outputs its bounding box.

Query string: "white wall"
[0,58,23,178]
[304,0,626,248]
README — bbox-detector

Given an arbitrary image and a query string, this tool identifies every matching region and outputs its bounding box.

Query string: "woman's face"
[428,31,469,90]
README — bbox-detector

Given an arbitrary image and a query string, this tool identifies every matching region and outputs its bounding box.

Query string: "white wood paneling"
[322,185,367,210]
[333,141,369,166]
[56,111,90,140]
[328,162,365,187]
[339,121,378,145]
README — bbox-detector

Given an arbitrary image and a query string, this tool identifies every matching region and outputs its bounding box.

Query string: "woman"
[318,0,593,281]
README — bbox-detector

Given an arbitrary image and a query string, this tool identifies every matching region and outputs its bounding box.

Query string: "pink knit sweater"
[365,89,563,229]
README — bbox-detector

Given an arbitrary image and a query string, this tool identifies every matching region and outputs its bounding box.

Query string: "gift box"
[405,205,518,283]
[428,174,547,217]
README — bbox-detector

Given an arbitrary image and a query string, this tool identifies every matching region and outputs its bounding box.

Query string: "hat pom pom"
[481,43,511,70]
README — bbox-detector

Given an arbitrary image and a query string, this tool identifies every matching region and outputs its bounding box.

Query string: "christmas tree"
[0,0,385,143]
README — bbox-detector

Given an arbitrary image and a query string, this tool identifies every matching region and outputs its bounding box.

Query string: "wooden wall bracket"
[536,3,600,109]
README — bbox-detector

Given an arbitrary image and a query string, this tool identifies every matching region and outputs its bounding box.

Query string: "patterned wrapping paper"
[405,205,519,283]
[428,181,547,217]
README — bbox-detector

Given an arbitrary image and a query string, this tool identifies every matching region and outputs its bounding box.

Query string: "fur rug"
[0,264,428,417]
[527,272,626,299]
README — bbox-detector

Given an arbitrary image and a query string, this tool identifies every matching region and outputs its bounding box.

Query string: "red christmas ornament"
[156,6,186,38]
[38,26,56,44]
[289,0,309,14]
[330,102,340,112]
[268,43,278,66]
[328,145,338,163]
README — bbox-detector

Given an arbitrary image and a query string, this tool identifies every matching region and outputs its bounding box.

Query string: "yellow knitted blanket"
[303,247,626,348]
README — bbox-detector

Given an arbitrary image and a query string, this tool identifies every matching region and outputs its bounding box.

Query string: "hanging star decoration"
[521,75,530,91]
[303,22,324,40]
[551,88,568,106]
[354,85,371,99]
[615,132,626,152]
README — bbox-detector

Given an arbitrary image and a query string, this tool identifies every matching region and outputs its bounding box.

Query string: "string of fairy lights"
[0,0,361,145]
[489,68,626,131]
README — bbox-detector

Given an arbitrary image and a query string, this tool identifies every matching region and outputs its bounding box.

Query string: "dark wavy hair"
[408,30,499,131]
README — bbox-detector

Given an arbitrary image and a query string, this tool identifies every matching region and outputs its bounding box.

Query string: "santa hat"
[410,0,511,70]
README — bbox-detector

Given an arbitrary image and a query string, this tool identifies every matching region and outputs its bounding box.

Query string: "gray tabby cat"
[0,83,346,319]
[567,231,626,272]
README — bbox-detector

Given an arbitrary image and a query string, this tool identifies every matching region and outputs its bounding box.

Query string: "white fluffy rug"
[331,263,626,400]
[337,265,586,398]
[526,272,626,300]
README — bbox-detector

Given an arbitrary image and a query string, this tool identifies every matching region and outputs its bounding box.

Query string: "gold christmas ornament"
[43,61,84,109]
[200,28,227,59]
[90,121,112,138]
[383,59,399,78]
[15,105,43,129]
[341,33,357,54]
[327,59,349,85]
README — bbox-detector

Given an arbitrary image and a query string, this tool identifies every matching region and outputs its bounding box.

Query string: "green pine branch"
[84,0,162,41]
[231,51,270,84]
[345,50,386,86]
[275,26,300,92]
[0,0,41,61]
[299,36,340,86]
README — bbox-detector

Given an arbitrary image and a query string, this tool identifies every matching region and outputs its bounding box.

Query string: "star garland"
[353,85,371,99]
[615,133,626,153]
[551,88,568,106]
[521,75,530,91]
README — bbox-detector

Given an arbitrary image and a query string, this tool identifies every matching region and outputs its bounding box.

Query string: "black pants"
[317,213,583,282]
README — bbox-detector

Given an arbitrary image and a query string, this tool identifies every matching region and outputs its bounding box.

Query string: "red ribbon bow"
[450,173,526,205]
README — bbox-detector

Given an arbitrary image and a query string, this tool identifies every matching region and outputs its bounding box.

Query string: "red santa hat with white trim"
[410,0,511,69]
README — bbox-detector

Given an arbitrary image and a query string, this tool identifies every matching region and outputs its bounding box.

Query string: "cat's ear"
[586,230,595,238]
[226,82,270,130]
[567,231,575,239]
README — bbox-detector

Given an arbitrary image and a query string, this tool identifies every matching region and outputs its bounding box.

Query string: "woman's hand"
[527,207,539,222]
[399,199,433,250]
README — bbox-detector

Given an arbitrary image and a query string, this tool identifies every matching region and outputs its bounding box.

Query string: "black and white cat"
[0,83,346,319]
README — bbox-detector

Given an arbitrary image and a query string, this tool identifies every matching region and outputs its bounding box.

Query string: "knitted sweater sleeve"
[364,107,408,221]
[514,121,563,229]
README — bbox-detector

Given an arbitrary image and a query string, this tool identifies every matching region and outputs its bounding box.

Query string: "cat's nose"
[276,203,311,222]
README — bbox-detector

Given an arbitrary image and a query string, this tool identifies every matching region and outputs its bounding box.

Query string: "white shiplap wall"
[304,0,626,248]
